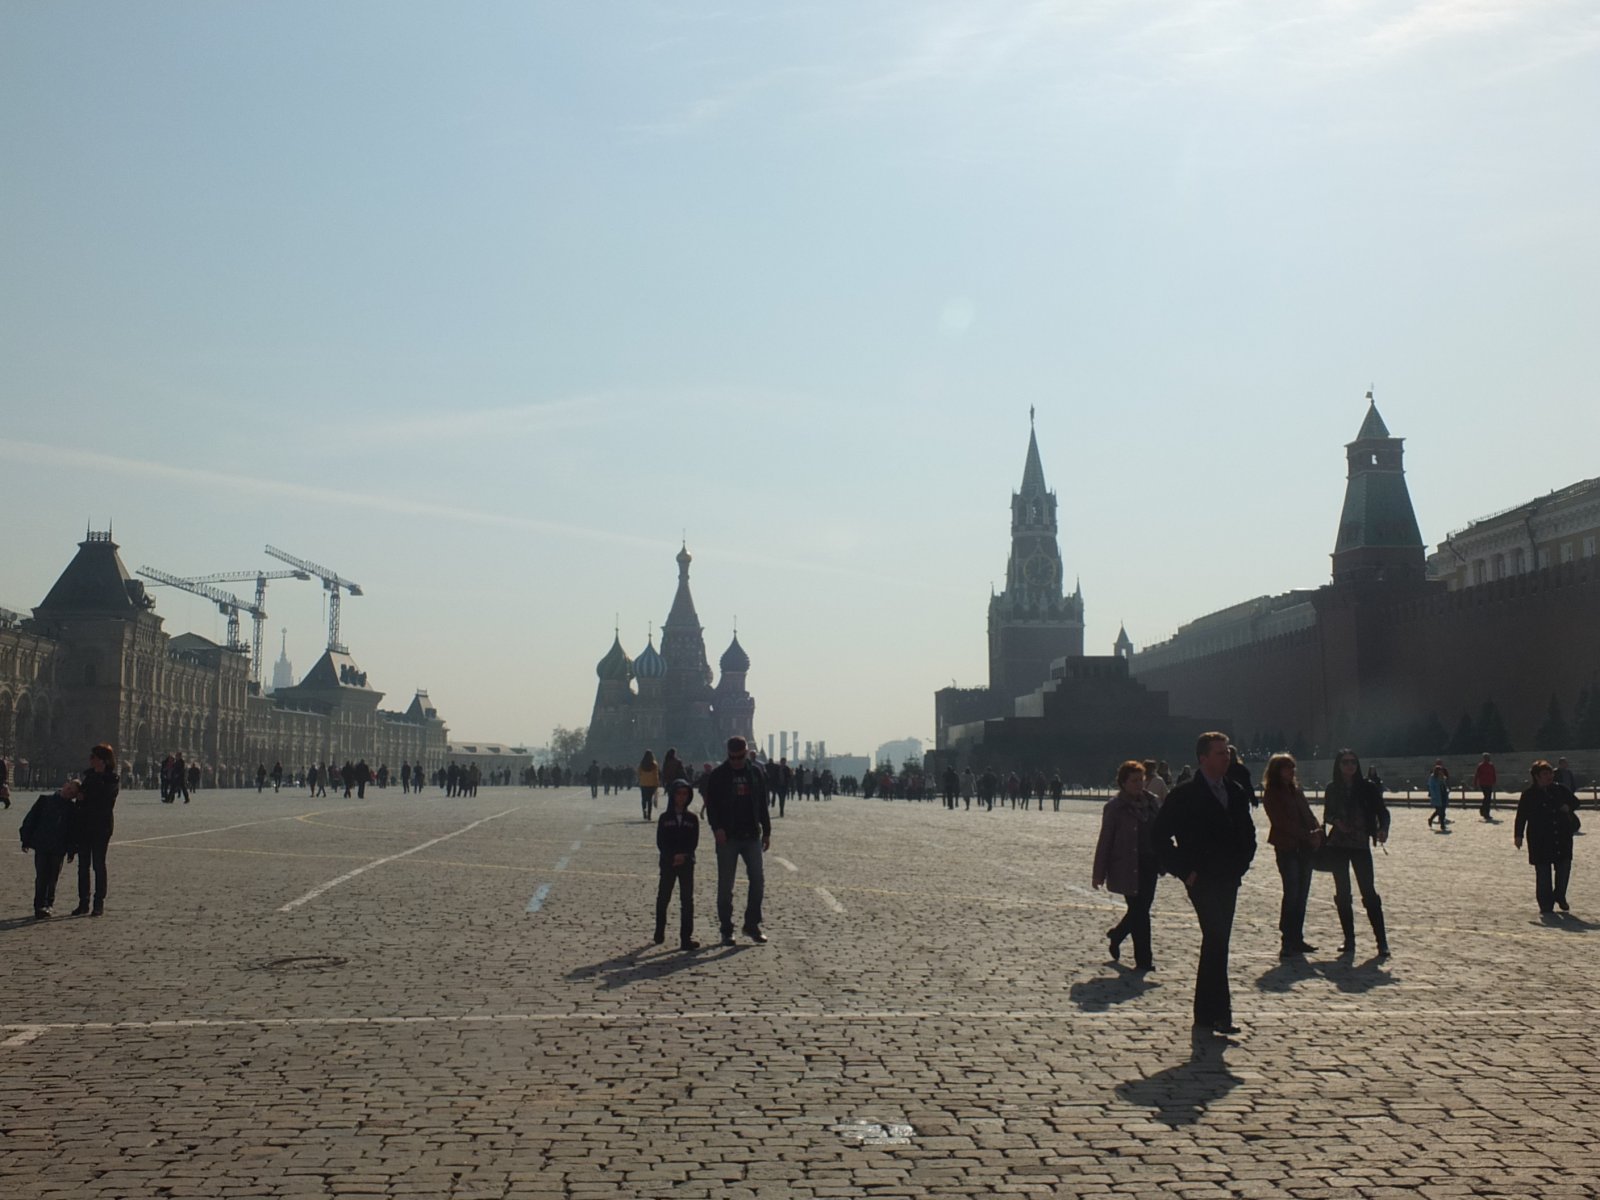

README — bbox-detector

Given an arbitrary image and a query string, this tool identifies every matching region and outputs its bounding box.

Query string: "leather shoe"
[652,931,665,945]
[720,934,736,946]
[681,939,701,952]
[70,903,90,916]
[743,927,768,944]
[1212,1022,1242,1036]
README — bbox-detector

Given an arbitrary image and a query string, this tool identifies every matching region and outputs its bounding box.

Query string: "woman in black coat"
[75,742,120,916]
[1321,749,1391,957]
[1514,760,1580,915]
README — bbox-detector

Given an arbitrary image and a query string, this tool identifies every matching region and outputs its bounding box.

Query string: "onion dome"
[595,634,632,681]
[719,633,749,674]
[634,635,666,680]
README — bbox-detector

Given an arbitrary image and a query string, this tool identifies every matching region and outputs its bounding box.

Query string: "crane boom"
[136,567,262,662]
[177,569,310,682]
[264,545,363,654]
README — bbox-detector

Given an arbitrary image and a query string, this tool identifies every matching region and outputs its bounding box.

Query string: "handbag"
[1309,828,1340,872]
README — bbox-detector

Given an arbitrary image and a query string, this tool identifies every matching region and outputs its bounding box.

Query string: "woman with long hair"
[1322,749,1391,957]
[74,743,120,917]
[1260,753,1322,958]
[638,749,661,822]
[1091,760,1160,971]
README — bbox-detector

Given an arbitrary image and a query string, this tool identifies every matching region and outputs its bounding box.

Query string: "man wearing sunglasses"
[702,736,772,945]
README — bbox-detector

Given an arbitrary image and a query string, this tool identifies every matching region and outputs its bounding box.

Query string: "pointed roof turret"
[1332,391,1427,586]
[35,530,148,616]
[1020,426,1047,495]
[719,632,750,674]
[1355,391,1390,439]
[665,541,702,630]
[595,633,632,681]
[1114,623,1132,650]
[634,632,666,680]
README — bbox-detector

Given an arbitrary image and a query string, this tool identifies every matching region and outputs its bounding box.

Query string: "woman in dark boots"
[74,743,120,917]
[1261,754,1322,958]
[1091,760,1160,971]
[1321,749,1390,958]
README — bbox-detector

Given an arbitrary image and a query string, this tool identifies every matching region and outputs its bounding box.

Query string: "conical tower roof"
[1020,426,1047,495]
[665,542,701,630]
[1354,392,1391,440]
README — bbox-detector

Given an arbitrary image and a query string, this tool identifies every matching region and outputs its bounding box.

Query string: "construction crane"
[176,569,310,685]
[264,545,363,654]
[136,567,262,664]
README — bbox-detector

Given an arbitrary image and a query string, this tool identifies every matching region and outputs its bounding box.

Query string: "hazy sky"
[3,2,1597,757]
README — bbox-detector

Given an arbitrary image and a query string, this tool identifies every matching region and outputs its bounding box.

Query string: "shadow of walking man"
[1115,1035,1244,1127]
[1067,964,1160,1012]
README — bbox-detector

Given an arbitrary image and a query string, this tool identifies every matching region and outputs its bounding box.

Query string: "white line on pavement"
[773,856,799,872]
[526,827,591,913]
[1062,883,1122,909]
[1,1027,45,1049]
[279,808,519,911]
[815,886,846,913]
[117,815,305,845]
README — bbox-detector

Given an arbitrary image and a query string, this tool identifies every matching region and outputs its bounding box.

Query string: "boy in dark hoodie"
[20,778,79,919]
[654,778,701,951]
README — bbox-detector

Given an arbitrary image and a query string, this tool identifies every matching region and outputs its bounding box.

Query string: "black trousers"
[77,835,110,904]
[1480,789,1495,819]
[1109,865,1158,967]
[655,862,694,944]
[34,851,65,911]
[1185,876,1239,1027]
[1534,858,1572,912]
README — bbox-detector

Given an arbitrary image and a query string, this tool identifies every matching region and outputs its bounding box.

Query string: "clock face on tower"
[1023,553,1052,587]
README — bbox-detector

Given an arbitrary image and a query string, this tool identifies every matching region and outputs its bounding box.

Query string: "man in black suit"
[1153,731,1257,1037]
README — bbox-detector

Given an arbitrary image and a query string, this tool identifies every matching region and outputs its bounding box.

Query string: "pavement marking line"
[815,886,846,913]
[279,808,520,911]
[116,814,307,846]
[1,1027,46,1049]
[525,825,592,913]
[7,1004,1597,1039]
[773,856,799,872]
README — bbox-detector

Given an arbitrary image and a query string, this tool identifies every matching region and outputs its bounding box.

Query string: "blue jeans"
[716,837,765,935]
[1274,847,1314,948]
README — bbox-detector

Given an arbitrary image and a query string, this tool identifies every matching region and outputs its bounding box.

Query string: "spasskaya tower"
[987,411,1084,702]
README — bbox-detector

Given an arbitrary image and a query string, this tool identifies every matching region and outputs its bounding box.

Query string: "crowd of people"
[1088,733,1583,1041]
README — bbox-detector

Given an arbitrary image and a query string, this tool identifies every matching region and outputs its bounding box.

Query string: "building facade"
[0,532,448,787]
[583,544,755,765]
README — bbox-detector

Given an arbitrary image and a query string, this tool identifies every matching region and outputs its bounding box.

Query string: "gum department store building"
[0,531,447,787]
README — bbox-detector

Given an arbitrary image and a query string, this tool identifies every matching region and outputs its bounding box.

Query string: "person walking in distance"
[1092,760,1160,971]
[638,749,661,822]
[654,778,701,951]
[1152,732,1257,1038]
[1260,753,1321,959]
[1474,753,1498,821]
[1321,749,1391,958]
[74,743,120,917]
[1515,760,1581,916]
[1427,762,1451,831]
[702,736,771,945]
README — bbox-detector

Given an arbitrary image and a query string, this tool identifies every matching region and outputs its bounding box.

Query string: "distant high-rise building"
[269,628,295,693]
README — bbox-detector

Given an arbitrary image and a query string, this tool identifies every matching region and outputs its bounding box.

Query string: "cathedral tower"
[987,414,1085,702]
[1331,393,1426,586]
[659,543,718,760]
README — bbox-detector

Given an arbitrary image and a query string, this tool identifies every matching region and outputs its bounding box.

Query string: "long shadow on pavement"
[565,943,746,990]
[1116,1035,1244,1127]
[1255,954,1397,995]
[1068,964,1161,1012]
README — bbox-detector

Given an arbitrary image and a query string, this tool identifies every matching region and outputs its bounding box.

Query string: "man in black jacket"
[701,736,771,945]
[1153,731,1257,1037]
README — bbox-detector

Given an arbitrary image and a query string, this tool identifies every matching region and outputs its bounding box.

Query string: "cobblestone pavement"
[3,786,1597,1199]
